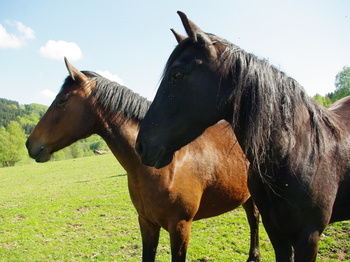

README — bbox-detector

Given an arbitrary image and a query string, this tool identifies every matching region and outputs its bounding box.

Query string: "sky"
[1,0,349,106]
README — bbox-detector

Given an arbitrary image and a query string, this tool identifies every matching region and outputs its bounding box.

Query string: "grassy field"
[0,154,349,261]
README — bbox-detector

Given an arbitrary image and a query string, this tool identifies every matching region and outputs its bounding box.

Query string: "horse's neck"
[96,112,142,174]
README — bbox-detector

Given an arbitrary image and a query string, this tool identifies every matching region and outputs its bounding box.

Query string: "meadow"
[0,154,349,261]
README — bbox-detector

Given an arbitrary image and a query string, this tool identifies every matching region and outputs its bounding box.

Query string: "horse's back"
[329,96,350,123]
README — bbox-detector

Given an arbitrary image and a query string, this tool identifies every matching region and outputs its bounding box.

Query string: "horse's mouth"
[34,151,51,163]
[28,145,52,163]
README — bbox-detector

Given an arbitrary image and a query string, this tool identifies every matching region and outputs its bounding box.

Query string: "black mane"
[62,71,151,121]
[208,34,341,168]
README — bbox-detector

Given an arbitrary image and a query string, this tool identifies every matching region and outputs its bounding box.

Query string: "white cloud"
[0,21,35,49]
[14,21,35,40]
[40,89,56,99]
[96,70,125,85]
[39,40,82,62]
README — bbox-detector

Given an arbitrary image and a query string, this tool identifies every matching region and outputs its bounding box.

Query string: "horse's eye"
[172,72,184,80]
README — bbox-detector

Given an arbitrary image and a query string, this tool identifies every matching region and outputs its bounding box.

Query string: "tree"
[335,66,350,91]
[312,94,332,107]
[70,142,84,158]
[328,88,350,103]
[0,98,24,127]
[323,67,350,104]
[0,121,26,167]
[18,113,41,135]
[0,127,9,166]
[90,140,108,151]
[18,103,48,134]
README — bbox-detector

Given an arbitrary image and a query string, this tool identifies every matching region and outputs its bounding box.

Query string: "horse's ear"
[177,11,216,57]
[64,57,88,83]
[177,11,212,45]
[170,28,186,43]
[177,11,199,41]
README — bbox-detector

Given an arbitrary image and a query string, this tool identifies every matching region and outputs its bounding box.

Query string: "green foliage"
[0,155,348,261]
[0,98,24,127]
[335,66,350,91]
[312,94,332,107]
[18,103,48,135]
[89,139,109,151]
[24,103,48,117]
[0,98,48,134]
[313,66,350,107]
[0,121,26,167]
[50,136,107,162]
[327,87,350,104]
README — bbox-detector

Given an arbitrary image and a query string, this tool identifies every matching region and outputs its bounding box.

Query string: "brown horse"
[26,59,260,262]
[136,12,350,262]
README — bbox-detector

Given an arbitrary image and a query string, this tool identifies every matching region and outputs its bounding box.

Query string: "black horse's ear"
[177,11,214,48]
[177,10,213,46]
[170,28,186,43]
[64,57,87,83]
[176,11,216,57]
[177,11,198,41]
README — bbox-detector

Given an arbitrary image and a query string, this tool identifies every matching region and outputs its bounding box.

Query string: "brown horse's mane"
[168,34,342,172]
[62,72,151,122]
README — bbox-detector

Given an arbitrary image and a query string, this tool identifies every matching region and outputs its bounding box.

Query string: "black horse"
[136,11,350,262]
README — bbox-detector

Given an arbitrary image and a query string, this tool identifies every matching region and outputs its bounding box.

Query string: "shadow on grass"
[106,173,127,178]
[73,174,126,183]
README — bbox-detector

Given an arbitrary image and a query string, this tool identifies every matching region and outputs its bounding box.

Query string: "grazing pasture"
[0,155,349,261]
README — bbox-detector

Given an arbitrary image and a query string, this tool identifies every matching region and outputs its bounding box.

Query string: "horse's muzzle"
[26,138,51,163]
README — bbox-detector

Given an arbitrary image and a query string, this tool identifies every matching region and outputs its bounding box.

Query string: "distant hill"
[0,98,24,127]
[0,98,48,134]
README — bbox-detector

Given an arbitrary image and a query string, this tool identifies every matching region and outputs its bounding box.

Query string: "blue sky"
[1,0,349,105]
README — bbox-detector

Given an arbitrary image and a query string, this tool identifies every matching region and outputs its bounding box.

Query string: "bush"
[0,122,26,167]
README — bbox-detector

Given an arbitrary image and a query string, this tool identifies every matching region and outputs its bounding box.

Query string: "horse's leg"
[254,215,295,262]
[169,219,192,262]
[138,215,161,262]
[242,197,260,262]
[248,174,294,262]
[293,228,321,262]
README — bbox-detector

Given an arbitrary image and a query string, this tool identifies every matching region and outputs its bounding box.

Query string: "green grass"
[0,155,349,261]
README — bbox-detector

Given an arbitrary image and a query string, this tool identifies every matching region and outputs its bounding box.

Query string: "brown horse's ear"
[170,28,186,43]
[64,57,88,83]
